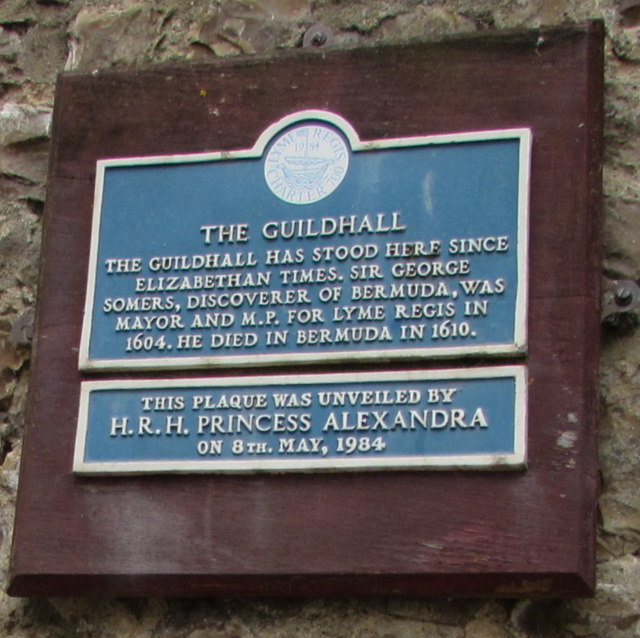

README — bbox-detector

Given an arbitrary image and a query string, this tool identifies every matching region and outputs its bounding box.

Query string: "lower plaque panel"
[74,366,526,474]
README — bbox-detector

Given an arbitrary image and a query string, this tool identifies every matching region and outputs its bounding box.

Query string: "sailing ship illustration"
[282,155,332,189]
[281,136,334,190]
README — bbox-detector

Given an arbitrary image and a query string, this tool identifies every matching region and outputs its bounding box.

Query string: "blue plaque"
[73,366,526,474]
[79,111,531,371]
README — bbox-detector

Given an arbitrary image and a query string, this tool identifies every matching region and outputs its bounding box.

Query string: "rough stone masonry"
[1,0,639,636]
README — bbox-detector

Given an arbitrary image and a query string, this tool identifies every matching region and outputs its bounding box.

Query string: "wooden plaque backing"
[9,22,603,597]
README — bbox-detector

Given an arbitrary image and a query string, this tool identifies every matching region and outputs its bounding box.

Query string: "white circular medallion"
[264,124,349,205]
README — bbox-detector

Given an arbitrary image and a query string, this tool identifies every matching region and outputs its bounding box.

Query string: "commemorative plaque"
[74,367,526,474]
[10,22,602,597]
[80,115,529,371]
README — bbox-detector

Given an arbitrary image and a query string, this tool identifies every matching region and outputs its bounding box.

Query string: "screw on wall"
[618,0,640,26]
[9,310,35,347]
[602,278,640,323]
[303,24,334,48]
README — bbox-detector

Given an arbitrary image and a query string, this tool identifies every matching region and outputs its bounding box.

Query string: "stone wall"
[0,0,638,636]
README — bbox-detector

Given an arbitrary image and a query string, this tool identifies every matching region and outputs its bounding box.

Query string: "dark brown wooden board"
[9,22,603,597]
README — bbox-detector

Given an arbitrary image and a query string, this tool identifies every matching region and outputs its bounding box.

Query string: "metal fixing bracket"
[602,278,640,321]
[303,24,334,48]
[9,309,35,347]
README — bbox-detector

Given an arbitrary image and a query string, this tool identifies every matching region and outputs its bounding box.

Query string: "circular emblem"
[264,124,349,205]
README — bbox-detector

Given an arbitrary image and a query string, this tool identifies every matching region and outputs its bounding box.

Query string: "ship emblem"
[264,123,349,205]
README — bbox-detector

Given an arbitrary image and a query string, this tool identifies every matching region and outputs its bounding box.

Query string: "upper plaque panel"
[79,110,530,371]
